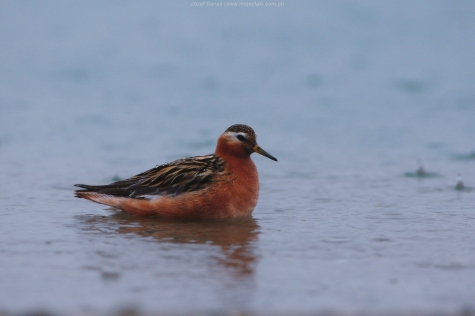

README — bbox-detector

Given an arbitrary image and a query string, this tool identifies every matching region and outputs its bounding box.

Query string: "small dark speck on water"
[372,237,391,242]
[111,175,122,182]
[404,170,440,178]
[416,166,425,177]
[404,161,440,178]
[452,151,475,161]
[101,271,121,281]
[454,175,473,192]
[455,176,465,191]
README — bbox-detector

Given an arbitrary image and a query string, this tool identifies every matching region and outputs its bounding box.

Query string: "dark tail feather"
[75,184,99,198]
[74,183,134,198]
[74,184,102,191]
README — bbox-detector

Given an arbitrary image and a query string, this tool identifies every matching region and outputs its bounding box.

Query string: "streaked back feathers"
[75,154,225,199]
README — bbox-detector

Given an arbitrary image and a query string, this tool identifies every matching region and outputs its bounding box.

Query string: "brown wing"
[75,154,225,199]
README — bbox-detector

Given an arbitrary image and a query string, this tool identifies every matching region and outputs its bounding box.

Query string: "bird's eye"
[237,134,246,141]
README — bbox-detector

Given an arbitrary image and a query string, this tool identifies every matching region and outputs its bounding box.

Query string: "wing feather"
[75,154,225,199]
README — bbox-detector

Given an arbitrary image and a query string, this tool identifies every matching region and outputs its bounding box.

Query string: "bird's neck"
[215,135,250,160]
[215,136,257,174]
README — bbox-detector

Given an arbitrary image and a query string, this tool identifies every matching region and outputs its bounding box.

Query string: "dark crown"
[225,124,256,140]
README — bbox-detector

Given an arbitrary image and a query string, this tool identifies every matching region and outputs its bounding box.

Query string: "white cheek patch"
[226,132,248,142]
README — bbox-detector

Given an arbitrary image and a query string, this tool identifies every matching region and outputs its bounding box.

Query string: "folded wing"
[75,154,225,199]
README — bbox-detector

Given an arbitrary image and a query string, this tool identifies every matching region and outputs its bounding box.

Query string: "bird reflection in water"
[78,212,260,279]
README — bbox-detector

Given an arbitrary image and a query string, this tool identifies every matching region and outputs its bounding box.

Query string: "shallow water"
[1,1,475,314]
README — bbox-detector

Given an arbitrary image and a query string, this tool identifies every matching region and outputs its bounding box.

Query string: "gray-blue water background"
[1,1,474,314]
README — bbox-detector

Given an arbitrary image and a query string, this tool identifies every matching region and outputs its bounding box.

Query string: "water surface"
[1,1,475,314]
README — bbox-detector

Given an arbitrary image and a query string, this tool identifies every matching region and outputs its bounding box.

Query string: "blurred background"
[1,1,474,315]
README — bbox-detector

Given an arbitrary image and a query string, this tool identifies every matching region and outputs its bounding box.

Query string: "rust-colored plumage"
[75,124,277,219]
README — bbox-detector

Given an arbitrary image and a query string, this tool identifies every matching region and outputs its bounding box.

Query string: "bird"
[75,124,277,219]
